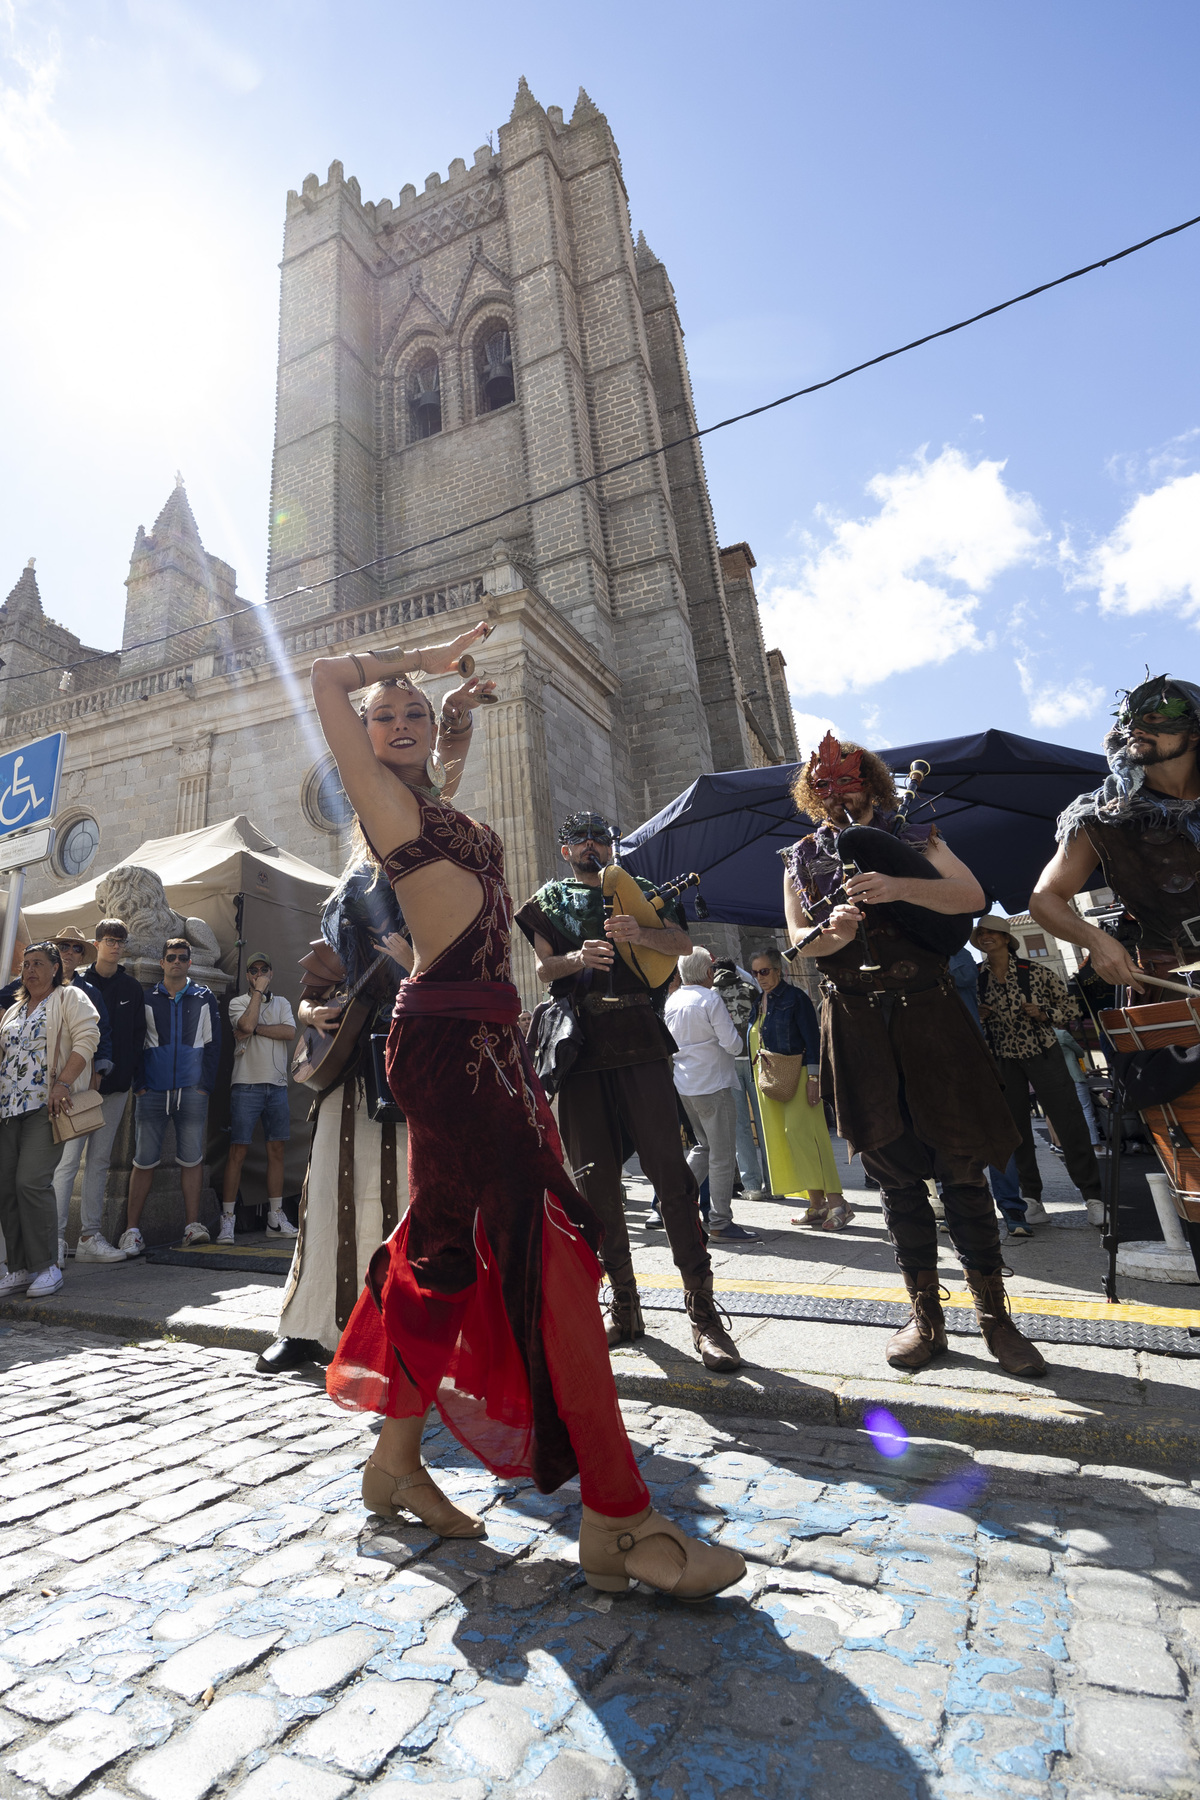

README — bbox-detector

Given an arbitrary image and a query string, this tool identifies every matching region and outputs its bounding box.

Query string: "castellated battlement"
[284,82,607,233]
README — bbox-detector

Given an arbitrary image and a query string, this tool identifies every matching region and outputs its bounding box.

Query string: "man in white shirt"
[223,954,297,1245]
[664,949,759,1242]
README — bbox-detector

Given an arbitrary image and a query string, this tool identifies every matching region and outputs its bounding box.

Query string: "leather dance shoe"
[255,1337,328,1374]
[579,1504,746,1600]
[362,1459,486,1538]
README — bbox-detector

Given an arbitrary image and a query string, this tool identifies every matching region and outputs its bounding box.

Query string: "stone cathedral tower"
[268,82,796,869]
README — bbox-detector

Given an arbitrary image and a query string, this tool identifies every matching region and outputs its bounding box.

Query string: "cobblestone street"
[0,1322,1197,1799]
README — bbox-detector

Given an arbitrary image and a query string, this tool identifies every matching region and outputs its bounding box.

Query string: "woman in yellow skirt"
[749,949,852,1230]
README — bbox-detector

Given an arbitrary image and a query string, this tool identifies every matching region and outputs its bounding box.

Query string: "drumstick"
[1128,971,1200,1000]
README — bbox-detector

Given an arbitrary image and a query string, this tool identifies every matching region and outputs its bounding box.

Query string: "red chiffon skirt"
[326,1008,647,1512]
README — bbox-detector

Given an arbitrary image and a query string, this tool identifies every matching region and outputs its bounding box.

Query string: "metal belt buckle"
[1183,913,1200,949]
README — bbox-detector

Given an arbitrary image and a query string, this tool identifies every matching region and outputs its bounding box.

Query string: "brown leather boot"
[885,1270,948,1369]
[685,1280,741,1372]
[964,1268,1047,1376]
[605,1282,645,1348]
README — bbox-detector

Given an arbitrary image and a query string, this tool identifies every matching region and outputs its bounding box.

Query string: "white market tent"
[22,814,336,972]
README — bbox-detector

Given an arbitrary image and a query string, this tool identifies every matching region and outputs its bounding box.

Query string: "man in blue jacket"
[120,937,221,1253]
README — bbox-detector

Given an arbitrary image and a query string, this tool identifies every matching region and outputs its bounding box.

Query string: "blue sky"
[2,0,1198,762]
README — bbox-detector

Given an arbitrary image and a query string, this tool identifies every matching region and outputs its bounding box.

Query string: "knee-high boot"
[604,1259,645,1348]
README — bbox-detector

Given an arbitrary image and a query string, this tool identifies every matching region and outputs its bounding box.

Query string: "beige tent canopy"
[23,816,341,1205]
[23,815,336,973]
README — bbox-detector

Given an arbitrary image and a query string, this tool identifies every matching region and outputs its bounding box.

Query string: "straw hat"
[53,925,91,950]
[970,915,1021,953]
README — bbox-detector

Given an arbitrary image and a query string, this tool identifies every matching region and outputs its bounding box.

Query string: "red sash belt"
[393,980,522,1024]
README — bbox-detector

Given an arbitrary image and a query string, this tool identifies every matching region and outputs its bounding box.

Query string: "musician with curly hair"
[784,734,1044,1378]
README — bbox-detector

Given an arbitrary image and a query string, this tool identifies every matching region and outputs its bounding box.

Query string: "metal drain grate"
[637,1289,1200,1357]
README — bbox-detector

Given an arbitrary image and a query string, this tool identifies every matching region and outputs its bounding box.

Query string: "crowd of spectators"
[0,920,296,1295]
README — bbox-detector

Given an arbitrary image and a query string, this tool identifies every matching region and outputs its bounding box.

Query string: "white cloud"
[789,711,841,758]
[0,8,62,230]
[758,448,1044,698]
[1015,657,1102,731]
[127,0,261,95]
[1085,472,1200,619]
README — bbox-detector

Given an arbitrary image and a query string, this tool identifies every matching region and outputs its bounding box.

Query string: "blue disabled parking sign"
[0,732,65,841]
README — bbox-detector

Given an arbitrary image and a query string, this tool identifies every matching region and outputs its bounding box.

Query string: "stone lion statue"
[94,864,222,964]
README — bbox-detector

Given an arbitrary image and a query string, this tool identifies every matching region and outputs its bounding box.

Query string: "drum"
[1101,995,1200,1222]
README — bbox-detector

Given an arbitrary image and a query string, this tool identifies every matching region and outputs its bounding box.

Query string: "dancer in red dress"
[312,631,744,1601]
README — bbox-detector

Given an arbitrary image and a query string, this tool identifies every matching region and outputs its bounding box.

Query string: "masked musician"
[1030,674,1200,1268]
[785,735,1045,1377]
[516,814,743,1373]
[1033,675,1200,989]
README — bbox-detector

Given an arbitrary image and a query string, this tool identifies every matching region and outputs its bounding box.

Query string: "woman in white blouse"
[0,943,100,1298]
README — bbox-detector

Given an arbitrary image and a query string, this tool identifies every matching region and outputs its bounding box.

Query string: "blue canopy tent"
[620,728,1108,926]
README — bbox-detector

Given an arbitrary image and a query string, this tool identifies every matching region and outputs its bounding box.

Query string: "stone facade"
[0,80,795,1000]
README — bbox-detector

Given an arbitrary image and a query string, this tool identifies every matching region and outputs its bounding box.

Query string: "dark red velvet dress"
[326,793,648,1513]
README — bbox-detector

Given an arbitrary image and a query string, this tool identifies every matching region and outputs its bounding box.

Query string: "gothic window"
[476,323,515,413]
[407,352,442,440]
[55,816,100,879]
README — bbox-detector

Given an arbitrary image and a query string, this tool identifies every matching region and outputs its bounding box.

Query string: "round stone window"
[57,815,100,879]
[303,759,354,833]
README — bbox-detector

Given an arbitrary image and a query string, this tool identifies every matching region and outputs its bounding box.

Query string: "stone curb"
[5,1293,1200,1469]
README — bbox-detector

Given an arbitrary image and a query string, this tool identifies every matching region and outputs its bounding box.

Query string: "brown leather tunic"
[818,920,1019,1164]
[1081,817,1200,966]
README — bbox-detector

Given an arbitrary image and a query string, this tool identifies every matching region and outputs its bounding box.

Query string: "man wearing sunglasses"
[1032,675,1200,993]
[121,937,221,1253]
[516,812,742,1374]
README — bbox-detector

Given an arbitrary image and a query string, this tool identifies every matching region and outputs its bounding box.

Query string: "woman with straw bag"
[749,948,851,1230]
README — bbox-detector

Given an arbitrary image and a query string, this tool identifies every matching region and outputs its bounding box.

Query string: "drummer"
[1030,674,1200,1270]
[1030,674,1200,991]
[516,813,742,1373]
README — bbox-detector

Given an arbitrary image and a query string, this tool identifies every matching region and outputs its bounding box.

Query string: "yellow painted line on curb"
[632,1272,1200,1328]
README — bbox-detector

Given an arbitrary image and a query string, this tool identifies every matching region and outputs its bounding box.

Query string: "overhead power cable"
[16,207,1200,692]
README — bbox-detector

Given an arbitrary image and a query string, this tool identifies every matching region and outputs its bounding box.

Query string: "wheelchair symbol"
[0,756,46,828]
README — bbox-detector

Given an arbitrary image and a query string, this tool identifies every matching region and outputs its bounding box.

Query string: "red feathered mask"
[807,732,864,801]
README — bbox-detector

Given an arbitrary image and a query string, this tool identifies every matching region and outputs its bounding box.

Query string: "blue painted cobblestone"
[0,1325,1196,1797]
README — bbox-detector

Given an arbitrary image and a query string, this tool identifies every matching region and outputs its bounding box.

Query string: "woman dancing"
[313,628,744,1602]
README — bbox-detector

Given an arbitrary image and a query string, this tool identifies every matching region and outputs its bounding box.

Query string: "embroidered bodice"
[375,793,512,984]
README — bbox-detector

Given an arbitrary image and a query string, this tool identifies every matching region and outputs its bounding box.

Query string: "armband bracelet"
[438,708,473,736]
[373,644,421,672]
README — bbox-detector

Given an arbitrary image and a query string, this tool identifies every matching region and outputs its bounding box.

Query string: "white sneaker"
[118,1228,145,1256]
[0,1268,31,1296]
[1086,1199,1106,1227]
[216,1213,236,1245]
[75,1232,128,1264]
[1021,1200,1051,1227]
[182,1222,211,1247]
[266,1210,298,1238]
[27,1267,64,1298]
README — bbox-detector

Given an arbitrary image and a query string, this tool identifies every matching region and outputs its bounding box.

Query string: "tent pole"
[233,892,245,992]
[0,868,25,985]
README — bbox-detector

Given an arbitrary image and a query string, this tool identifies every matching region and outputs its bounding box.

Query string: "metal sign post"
[0,733,67,982]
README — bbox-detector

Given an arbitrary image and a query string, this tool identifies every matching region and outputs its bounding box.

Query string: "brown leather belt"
[581,991,652,1014]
